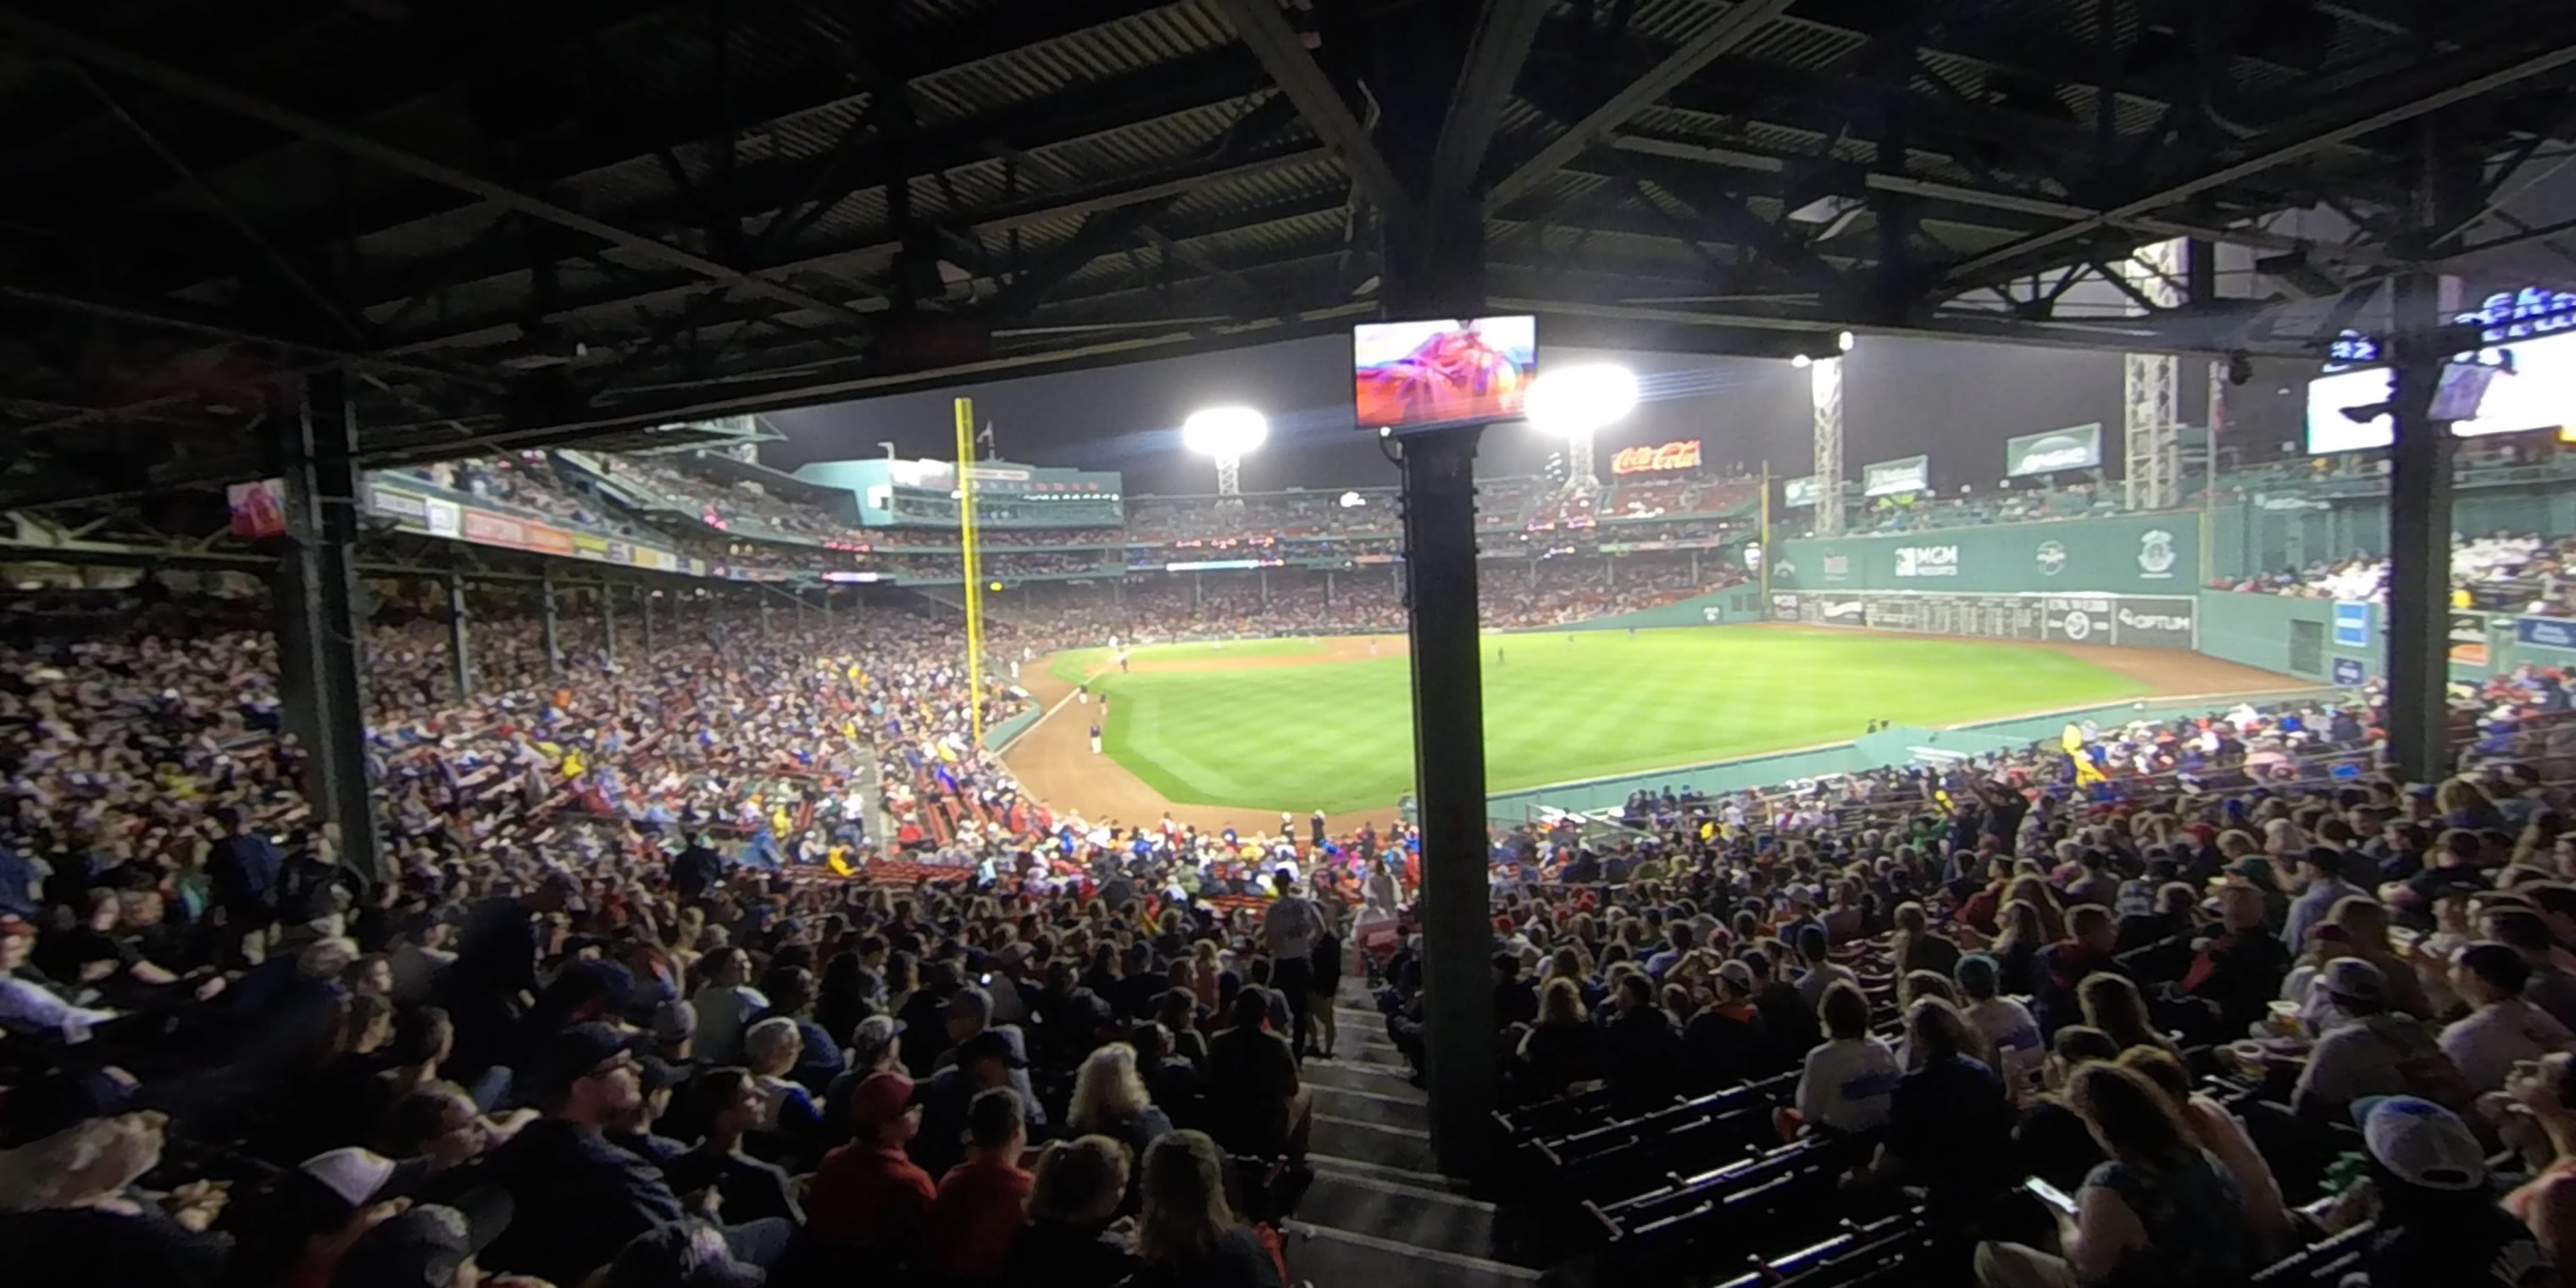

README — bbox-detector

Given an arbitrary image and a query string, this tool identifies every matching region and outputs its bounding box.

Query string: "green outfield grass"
[1068,627,2152,816]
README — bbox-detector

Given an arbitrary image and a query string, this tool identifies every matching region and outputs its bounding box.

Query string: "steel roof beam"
[1940,37,2576,284]
[1428,0,1553,214]
[0,9,886,328]
[380,143,1330,355]
[334,46,1269,319]
[0,280,502,391]
[1602,134,2407,268]
[1484,0,1800,209]
[1210,0,1413,216]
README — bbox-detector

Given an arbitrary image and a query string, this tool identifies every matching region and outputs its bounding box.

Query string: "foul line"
[992,662,1112,756]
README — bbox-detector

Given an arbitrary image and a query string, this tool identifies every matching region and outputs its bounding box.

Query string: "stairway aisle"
[1280,978,1562,1288]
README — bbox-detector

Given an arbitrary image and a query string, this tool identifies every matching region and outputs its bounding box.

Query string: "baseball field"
[1012,625,2255,819]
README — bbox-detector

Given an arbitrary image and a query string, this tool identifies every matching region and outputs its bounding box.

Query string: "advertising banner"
[2333,658,2368,686]
[1862,455,1929,497]
[424,497,462,540]
[1782,475,1820,508]
[2334,602,2371,647]
[2004,423,2103,476]
[2518,616,2576,652]
[1769,589,2196,651]
[1611,440,1702,475]
[2451,613,2491,668]
[2110,597,2199,649]
[1772,514,2195,595]
[1892,543,1960,578]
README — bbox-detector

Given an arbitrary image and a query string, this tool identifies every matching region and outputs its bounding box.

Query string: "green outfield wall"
[1772,513,2197,596]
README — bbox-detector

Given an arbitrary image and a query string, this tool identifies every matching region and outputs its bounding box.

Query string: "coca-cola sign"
[1610,440,1702,475]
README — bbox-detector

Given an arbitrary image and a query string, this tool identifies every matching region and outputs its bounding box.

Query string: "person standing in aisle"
[1261,869,1323,1060]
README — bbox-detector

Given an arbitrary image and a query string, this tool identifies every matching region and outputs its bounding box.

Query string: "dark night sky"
[760,332,2312,496]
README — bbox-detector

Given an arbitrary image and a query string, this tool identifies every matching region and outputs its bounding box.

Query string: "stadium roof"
[0,0,2570,507]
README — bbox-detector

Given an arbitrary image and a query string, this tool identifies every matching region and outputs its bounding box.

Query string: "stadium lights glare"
[1525,364,1640,436]
[1838,330,1856,353]
[1791,353,1813,369]
[1180,406,1269,458]
[1183,406,1268,497]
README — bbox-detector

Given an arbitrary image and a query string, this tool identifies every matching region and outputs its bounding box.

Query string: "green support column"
[539,573,562,675]
[447,572,472,701]
[275,370,381,879]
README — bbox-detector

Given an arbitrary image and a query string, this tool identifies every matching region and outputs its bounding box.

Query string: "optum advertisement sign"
[2005,423,2103,477]
[1783,475,1821,508]
[1862,455,1929,497]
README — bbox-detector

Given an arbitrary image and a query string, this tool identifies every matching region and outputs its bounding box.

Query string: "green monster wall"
[1772,513,2198,595]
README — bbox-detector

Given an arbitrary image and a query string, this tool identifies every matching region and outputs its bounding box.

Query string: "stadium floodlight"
[1525,364,1639,436]
[1182,406,1268,498]
[1526,363,1636,508]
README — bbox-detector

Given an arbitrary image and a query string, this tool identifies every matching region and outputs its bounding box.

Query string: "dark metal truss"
[0,0,2568,506]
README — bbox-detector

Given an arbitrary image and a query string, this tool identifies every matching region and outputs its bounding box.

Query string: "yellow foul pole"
[955,397,985,747]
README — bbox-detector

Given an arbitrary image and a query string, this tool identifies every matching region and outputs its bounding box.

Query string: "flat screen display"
[1352,315,1537,430]
[2305,328,2576,452]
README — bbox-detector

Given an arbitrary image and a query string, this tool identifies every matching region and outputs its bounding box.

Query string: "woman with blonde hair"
[1006,1135,1142,1288]
[1974,1064,2253,1288]
[1069,1042,1174,1162]
[0,1111,230,1283]
[2118,1046,2295,1260]
[2002,876,2066,941]
[2436,776,2507,831]
[1990,899,2047,997]
[2077,974,2179,1061]
[1133,1130,1282,1288]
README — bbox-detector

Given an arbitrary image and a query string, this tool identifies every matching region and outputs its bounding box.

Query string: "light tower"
[1799,330,1856,537]
[1181,406,1268,506]
[1525,364,1639,503]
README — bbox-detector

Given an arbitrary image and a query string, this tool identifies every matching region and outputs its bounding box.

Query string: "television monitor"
[2304,328,2576,452]
[1352,314,1537,431]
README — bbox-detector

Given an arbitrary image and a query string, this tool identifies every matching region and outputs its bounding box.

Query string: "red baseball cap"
[848,1071,917,1130]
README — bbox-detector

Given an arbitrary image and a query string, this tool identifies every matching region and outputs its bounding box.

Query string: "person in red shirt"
[923,1085,1035,1282]
[801,1071,934,1257]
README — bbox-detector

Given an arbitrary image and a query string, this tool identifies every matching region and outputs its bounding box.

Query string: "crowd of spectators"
[982,557,1746,643]
[2216,531,2576,616]
[1773,481,2115,540]
[1409,672,2576,1286]
[0,582,1354,1288]
[395,457,650,541]
[14,558,2576,1288]
[1479,556,1747,627]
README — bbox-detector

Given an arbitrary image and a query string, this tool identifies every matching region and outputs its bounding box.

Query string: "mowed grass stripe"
[1089,628,2151,814]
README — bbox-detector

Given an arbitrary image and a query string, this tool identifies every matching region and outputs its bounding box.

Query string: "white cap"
[299,1146,397,1208]
[2358,1096,2485,1191]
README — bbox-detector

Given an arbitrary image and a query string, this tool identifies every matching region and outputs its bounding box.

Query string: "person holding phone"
[1974,1063,2254,1288]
